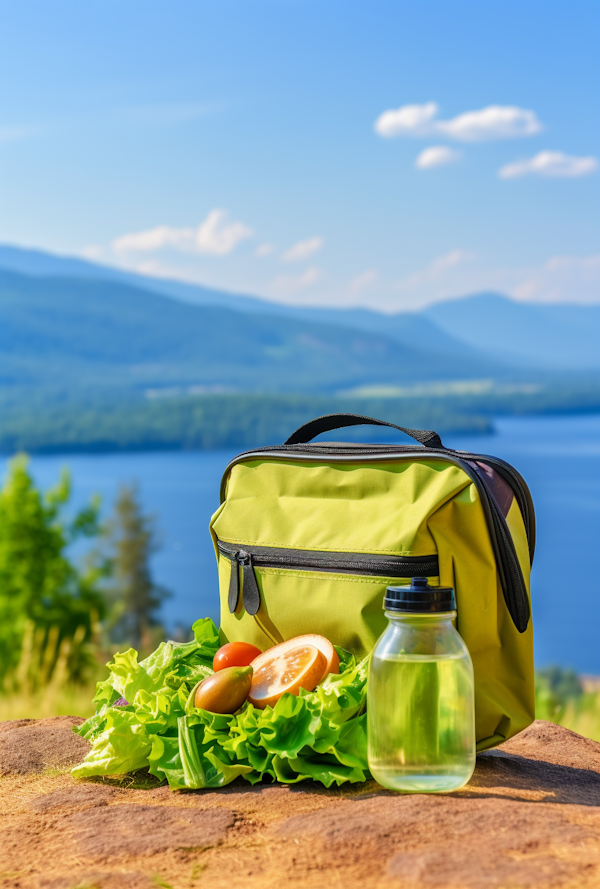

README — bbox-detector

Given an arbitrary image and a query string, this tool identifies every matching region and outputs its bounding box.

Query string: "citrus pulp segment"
[248,643,327,709]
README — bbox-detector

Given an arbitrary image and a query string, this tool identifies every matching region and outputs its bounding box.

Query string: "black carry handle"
[285,413,445,449]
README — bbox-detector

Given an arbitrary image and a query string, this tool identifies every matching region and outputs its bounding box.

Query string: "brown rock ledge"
[0,716,88,776]
[0,718,598,889]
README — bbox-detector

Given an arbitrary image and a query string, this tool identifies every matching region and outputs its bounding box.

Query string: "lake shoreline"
[2,406,600,457]
[2,414,599,673]
[3,385,600,456]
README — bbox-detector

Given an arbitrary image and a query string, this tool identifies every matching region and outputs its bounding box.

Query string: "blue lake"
[4,413,599,673]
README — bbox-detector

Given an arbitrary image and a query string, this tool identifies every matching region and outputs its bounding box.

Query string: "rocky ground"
[0,717,599,889]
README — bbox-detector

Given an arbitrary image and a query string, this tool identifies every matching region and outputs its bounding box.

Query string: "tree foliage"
[0,392,494,454]
[100,483,170,651]
[0,455,105,688]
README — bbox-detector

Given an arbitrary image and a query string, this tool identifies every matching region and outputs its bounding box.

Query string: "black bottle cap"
[384,577,456,613]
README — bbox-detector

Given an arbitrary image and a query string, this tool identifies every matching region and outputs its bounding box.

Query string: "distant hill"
[0,268,505,397]
[424,292,600,371]
[0,244,491,363]
[1,243,599,372]
[2,247,599,455]
[0,243,271,314]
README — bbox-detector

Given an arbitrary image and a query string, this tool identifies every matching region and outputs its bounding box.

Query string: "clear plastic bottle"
[367,577,475,792]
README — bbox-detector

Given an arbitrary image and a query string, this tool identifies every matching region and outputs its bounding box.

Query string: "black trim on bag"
[220,442,535,562]
[219,445,532,634]
[285,413,444,449]
[218,541,439,617]
[282,412,534,561]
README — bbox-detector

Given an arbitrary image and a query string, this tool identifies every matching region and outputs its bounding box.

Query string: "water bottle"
[367,577,475,792]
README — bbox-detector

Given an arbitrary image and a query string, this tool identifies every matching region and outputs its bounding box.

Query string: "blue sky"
[1,0,598,310]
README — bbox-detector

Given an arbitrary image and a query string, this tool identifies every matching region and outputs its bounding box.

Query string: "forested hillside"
[0,268,505,396]
[1,247,599,454]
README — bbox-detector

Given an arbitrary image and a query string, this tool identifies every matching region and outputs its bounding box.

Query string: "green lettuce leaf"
[72,708,153,778]
[148,716,253,789]
[73,620,371,790]
[305,654,369,724]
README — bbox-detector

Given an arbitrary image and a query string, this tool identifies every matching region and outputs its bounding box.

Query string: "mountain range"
[0,243,599,403]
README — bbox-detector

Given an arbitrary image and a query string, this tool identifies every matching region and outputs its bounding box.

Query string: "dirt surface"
[1,718,599,889]
[0,717,88,775]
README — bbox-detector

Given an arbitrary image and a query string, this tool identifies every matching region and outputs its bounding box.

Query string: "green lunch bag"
[210,412,536,750]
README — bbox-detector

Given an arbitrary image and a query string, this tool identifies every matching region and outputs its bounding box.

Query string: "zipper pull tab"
[238,550,261,616]
[228,551,240,613]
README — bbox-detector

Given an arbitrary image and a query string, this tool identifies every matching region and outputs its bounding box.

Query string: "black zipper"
[217,541,439,616]
[219,444,532,633]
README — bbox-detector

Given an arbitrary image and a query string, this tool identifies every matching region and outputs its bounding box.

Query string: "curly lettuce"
[73,619,369,789]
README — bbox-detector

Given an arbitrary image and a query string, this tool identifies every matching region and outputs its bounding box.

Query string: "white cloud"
[113,225,188,253]
[375,103,541,142]
[400,250,474,291]
[112,209,253,256]
[256,242,275,257]
[272,266,320,294]
[349,269,377,296]
[392,251,600,309]
[195,210,253,255]
[375,102,439,138]
[282,236,323,263]
[498,151,598,179]
[415,146,461,169]
[510,255,600,303]
[439,106,541,141]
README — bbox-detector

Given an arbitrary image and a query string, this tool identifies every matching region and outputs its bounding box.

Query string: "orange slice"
[248,642,326,709]
[300,633,340,677]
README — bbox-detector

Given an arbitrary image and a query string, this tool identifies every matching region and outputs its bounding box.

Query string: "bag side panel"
[428,486,534,749]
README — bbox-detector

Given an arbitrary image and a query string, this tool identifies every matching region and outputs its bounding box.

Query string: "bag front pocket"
[217,540,439,655]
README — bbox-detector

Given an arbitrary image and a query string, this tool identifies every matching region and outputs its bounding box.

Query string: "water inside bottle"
[367,650,475,792]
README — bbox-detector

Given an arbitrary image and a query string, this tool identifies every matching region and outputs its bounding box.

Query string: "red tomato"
[213,641,262,672]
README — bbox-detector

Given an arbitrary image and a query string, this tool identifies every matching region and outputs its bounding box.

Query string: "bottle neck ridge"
[384,610,457,624]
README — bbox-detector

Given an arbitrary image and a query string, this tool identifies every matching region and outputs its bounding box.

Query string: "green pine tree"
[101,483,170,651]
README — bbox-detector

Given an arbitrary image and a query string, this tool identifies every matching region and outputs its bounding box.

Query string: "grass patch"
[0,679,98,722]
[535,667,600,741]
[2,669,598,747]
[548,692,600,742]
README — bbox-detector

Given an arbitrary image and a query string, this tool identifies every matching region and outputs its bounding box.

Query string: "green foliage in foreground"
[535,666,600,742]
[0,455,105,688]
[73,618,370,789]
[0,459,171,693]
